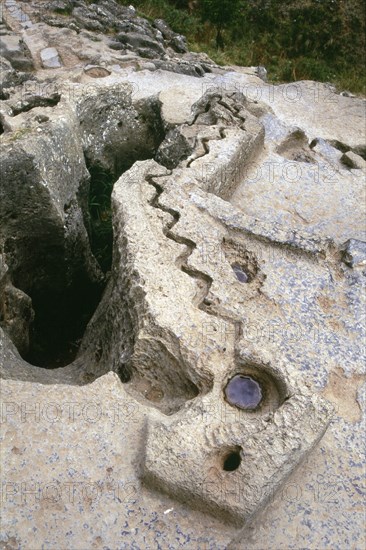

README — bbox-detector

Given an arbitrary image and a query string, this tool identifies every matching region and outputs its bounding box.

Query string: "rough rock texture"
[0,32,33,70]
[0,1,365,549]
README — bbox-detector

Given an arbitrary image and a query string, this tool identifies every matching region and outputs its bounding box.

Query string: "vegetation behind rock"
[131,0,366,93]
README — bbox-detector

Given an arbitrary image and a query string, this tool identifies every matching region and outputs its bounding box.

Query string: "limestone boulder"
[0,0,365,548]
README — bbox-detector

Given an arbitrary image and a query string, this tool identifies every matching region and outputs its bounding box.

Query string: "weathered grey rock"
[116,32,165,59]
[117,18,161,42]
[255,65,267,81]
[75,85,165,175]
[0,1,365,548]
[0,21,10,36]
[154,18,188,53]
[0,282,34,356]
[72,6,107,32]
[38,0,194,63]
[155,126,195,168]
[341,149,366,170]
[159,83,207,126]
[0,33,33,70]
[154,58,210,76]
[40,46,61,68]
[229,89,366,244]
[4,0,32,28]
[0,96,103,365]
[0,55,21,94]
[107,40,125,51]
[48,0,72,14]
[0,64,31,96]
[0,254,34,356]
[342,238,366,267]
[138,60,156,71]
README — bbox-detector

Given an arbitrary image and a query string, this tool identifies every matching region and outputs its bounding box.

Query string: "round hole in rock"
[225,374,262,410]
[224,364,288,414]
[232,263,249,283]
[222,448,242,472]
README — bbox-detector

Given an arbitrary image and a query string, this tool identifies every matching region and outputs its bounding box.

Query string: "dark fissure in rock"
[5,236,104,369]
[11,93,61,116]
[87,163,115,273]
[25,274,103,369]
[0,160,105,368]
[82,95,166,273]
[1,92,167,369]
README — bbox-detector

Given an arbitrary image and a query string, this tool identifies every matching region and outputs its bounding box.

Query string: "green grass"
[190,36,366,94]
[126,0,365,96]
[133,0,200,35]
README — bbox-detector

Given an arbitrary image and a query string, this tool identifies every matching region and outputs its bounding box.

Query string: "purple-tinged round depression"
[232,263,249,283]
[225,374,263,410]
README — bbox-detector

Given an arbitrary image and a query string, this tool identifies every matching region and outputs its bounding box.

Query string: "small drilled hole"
[223,450,241,472]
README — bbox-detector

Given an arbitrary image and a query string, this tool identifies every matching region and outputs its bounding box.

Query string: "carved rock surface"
[0,1,365,549]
